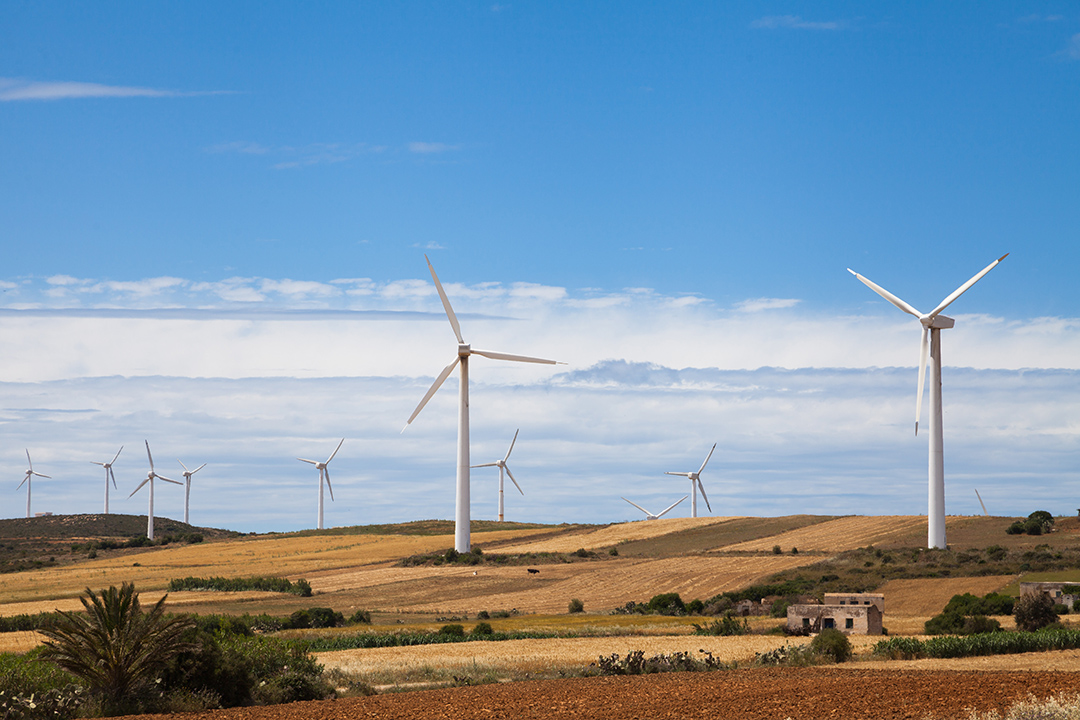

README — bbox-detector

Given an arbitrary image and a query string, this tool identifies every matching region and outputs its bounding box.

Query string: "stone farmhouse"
[1020,581,1080,610]
[786,592,885,635]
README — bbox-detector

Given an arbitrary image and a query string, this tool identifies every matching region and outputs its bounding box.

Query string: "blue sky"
[1,4,1078,532]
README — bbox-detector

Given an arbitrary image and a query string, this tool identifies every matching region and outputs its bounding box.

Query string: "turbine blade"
[109,467,117,489]
[621,497,651,516]
[129,478,150,497]
[33,472,50,479]
[326,438,345,464]
[915,327,929,436]
[503,429,519,462]
[426,255,464,344]
[697,478,712,512]
[471,348,558,365]
[324,467,334,501]
[698,443,717,475]
[505,466,524,495]
[91,461,105,466]
[178,459,190,472]
[657,495,689,518]
[25,449,31,470]
[297,458,319,465]
[111,446,124,465]
[471,462,499,468]
[193,463,207,474]
[145,440,154,471]
[162,477,183,485]
[847,269,922,317]
[403,356,460,429]
[17,476,28,490]
[975,488,989,517]
[665,472,691,477]
[929,253,1009,318]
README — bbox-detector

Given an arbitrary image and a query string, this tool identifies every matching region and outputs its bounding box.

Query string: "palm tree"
[39,583,195,713]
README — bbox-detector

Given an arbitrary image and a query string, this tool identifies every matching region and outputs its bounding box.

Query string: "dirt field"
[494,516,741,554]
[127,667,1080,720]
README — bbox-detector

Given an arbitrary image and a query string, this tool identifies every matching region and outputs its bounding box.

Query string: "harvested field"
[494,517,741,554]
[317,633,882,676]
[720,515,926,553]
[880,575,1017,617]
[0,528,550,605]
[127,667,1080,720]
[0,631,44,653]
[309,554,812,614]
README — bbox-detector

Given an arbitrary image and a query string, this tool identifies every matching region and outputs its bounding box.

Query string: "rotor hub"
[458,343,471,357]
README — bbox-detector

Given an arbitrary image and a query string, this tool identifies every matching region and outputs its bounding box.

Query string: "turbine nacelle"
[458,343,472,357]
[921,314,954,330]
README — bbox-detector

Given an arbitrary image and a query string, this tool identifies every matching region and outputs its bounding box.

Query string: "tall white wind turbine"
[622,495,687,521]
[403,256,559,552]
[848,253,1007,549]
[665,443,716,518]
[297,439,343,530]
[129,441,181,540]
[177,459,207,525]
[471,429,524,522]
[91,446,122,514]
[17,450,50,518]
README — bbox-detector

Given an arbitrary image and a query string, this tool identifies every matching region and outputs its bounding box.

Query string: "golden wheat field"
[308,554,813,615]
[719,515,927,553]
[0,528,557,606]
[316,634,884,677]
[494,516,742,554]
[878,576,1017,617]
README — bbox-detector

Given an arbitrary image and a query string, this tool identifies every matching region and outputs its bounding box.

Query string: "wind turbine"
[129,441,181,540]
[177,459,207,525]
[848,253,1007,549]
[665,444,716,518]
[17,450,50,518]
[91,446,123,514]
[403,256,559,552]
[297,439,343,530]
[471,429,524,522]
[975,488,989,517]
[622,495,687,521]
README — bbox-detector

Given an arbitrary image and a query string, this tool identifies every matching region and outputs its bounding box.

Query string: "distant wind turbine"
[975,488,989,517]
[848,253,1007,549]
[17,450,50,518]
[622,495,687,521]
[177,459,207,525]
[298,439,343,530]
[665,444,715,518]
[403,256,560,552]
[91,446,123,514]
[471,429,524,522]
[130,441,181,540]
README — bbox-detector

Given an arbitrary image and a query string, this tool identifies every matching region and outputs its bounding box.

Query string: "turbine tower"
[298,439,343,530]
[129,440,181,540]
[177,459,207,525]
[404,256,559,552]
[471,429,524,522]
[17,450,50,518]
[848,253,1007,549]
[664,443,716,518]
[91,446,123,514]
[622,495,687,521]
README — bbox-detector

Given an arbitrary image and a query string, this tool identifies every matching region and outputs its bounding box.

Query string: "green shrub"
[568,598,585,614]
[692,614,749,636]
[438,624,465,637]
[608,546,618,556]
[646,593,685,615]
[810,628,852,663]
[348,610,372,625]
[772,545,781,555]
[476,610,490,620]
[686,599,704,615]
[471,622,494,636]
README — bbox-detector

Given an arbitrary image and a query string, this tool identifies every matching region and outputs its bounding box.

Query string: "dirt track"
[130,667,1080,720]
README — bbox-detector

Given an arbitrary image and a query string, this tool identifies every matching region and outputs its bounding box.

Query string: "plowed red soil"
[130,667,1080,720]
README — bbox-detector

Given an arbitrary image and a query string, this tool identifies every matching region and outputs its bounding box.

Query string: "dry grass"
[720,515,926,553]
[495,517,743,554]
[308,554,813,615]
[0,528,547,606]
[879,576,1017,618]
[317,633,883,677]
[852,649,1080,672]
[0,631,44,653]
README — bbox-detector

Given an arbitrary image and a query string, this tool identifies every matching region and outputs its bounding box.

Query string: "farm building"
[787,594,884,635]
[1020,581,1079,610]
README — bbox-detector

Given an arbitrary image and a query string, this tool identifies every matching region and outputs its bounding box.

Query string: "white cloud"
[0,78,228,102]
[408,142,460,154]
[751,15,847,30]
[734,297,801,312]
[1067,33,1080,60]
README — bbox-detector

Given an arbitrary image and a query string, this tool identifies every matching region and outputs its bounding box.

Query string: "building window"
[802,618,810,629]
[824,618,835,629]
[846,618,854,629]
[839,600,845,605]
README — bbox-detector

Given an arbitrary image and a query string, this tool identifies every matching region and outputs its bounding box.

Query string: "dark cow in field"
[527,568,540,575]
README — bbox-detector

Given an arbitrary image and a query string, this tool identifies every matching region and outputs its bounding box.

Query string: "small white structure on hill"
[787,592,885,635]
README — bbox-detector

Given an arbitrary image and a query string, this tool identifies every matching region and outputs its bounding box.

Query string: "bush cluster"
[873,627,1080,660]
[692,614,749,636]
[1006,511,1056,536]
[592,650,724,676]
[924,592,1013,635]
[167,576,312,596]
[72,533,204,554]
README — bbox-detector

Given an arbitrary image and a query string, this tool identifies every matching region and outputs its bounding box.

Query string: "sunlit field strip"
[721,516,925,553]
[496,517,743,554]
